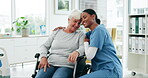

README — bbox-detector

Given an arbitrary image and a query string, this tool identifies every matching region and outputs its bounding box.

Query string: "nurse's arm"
[84,42,98,60]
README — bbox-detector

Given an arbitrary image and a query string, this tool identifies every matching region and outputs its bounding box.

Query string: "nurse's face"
[81,12,94,28]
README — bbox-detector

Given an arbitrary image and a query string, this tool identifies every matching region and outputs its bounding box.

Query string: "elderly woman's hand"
[68,51,79,63]
[53,26,66,31]
[38,57,50,72]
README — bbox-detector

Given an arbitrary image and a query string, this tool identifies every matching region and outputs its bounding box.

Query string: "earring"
[93,19,95,22]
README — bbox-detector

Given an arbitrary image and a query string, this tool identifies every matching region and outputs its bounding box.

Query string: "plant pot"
[22,28,29,37]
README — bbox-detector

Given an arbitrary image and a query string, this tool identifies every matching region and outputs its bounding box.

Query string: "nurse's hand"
[68,51,79,63]
[53,26,65,31]
[38,57,50,72]
[84,37,90,42]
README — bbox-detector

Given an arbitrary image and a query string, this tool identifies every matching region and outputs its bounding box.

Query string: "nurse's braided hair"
[83,9,101,24]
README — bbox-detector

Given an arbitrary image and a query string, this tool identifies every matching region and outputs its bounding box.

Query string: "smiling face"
[81,12,95,28]
[67,17,81,32]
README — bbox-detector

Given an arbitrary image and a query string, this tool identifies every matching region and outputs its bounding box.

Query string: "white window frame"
[11,0,49,36]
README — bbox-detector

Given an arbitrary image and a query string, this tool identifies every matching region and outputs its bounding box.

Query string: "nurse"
[80,9,122,78]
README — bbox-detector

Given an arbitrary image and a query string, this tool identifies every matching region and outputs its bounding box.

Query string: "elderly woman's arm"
[39,37,53,58]
[68,32,85,63]
[75,32,85,56]
[38,30,58,72]
[39,31,58,57]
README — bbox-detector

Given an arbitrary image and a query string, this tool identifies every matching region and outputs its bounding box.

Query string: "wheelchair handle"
[77,56,86,61]
[0,54,4,57]
[35,53,40,58]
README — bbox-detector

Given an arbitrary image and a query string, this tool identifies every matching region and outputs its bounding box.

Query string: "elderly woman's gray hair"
[68,9,82,20]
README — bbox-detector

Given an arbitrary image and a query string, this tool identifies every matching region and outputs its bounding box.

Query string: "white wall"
[47,0,107,33]
[123,0,128,71]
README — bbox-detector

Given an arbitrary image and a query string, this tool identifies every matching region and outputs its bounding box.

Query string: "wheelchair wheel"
[82,64,91,75]
[31,73,36,78]
[131,72,136,76]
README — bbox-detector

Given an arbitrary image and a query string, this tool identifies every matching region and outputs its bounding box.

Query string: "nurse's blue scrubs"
[80,24,122,78]
[0,60,2,67]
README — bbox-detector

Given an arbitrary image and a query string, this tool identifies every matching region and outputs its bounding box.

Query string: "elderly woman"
[35,9,85,78]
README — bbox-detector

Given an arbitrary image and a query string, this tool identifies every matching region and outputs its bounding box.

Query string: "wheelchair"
[31,52,91,78]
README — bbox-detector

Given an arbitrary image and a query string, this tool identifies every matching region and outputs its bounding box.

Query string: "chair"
[31,52,91,78]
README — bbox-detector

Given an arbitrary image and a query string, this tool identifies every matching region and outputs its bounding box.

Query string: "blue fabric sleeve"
[90,28,106,50]
[0,60,2,67]
[85,31,91,39]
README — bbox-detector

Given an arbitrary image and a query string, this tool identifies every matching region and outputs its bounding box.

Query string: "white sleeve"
[84,42,98,61]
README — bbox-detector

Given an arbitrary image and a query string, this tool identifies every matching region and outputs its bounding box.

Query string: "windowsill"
[0,35,49,39]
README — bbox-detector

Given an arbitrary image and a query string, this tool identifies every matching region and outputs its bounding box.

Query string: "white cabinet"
[127,3,148,75]
[14,38,37,46]
[0,36,48,65]
[127,0,148,75]
[0,39,15,64]
[14,45,37,63]
[13,38,38,63]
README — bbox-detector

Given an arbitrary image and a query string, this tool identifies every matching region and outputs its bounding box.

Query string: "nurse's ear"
[91,14,96,22]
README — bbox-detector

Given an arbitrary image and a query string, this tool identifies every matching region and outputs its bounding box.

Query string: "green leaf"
[12,16,29,32]
[32,30,35,33]
[16,22,21,26]
[24,20,28,25]
[20,17,25,19]
[16,28,21,33]
[11,27,14,31]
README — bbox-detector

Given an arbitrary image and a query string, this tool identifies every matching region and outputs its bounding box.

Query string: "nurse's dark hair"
[83,9,101,24]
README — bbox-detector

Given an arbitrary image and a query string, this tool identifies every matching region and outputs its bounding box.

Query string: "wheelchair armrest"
[34,51,50,58]
[35,53,40,58]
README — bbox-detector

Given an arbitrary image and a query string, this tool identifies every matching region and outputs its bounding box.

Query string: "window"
[0,0,11,34]
[15,0,46,35]
[0,0,46,36]
[79,0,107,25]
[79,0,98,11]
[107,0,124,57]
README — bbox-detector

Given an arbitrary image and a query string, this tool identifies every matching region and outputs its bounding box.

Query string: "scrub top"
[0,60,2,67]
[86,24,122,76]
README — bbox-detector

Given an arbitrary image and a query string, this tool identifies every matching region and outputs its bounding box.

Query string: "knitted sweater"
[40,29,85,68]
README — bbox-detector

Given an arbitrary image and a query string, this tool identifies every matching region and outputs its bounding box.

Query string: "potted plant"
[12,17,29,37]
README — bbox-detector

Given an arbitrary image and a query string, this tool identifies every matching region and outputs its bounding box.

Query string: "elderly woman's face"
[68,17,81,32]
